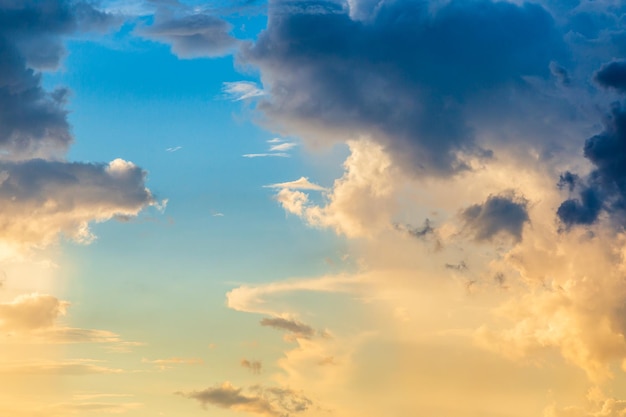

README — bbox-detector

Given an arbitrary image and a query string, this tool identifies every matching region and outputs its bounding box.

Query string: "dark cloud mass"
[0,0,155,247]
[558,102,626,227]
[461,194,529,242]
[242,0,564,176]
[0,0,119,159]
[595,60,626,93]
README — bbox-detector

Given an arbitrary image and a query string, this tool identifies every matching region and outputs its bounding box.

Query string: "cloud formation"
[0,158,155,247]
[558,102,626,227]
[178,382,312,417]
[138,6,238,58]
[595,60,626,93]
[242,0,564,176]
[461,194,529,242]
[260,317,315,340]
[0,0,118,160]
[0,1,157,252]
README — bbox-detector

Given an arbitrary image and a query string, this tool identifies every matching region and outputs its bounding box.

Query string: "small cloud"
[242,153,290,158]
[269,142,296,152]
[266,138,283,143]
[222,81,265,101]
[166,146,182,152]
[264,177,326,191]
[260,317,315,340]
[445,261,468,271]
[461,193,529,242]
[211,211,225,217]
[177,382,312,416]
[240,359,262,374]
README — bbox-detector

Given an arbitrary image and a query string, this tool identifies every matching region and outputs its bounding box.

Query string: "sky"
[6,0,626,416]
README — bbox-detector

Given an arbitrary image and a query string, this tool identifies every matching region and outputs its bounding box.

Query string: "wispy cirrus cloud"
[264,177,326,191]
[222,81,265,101]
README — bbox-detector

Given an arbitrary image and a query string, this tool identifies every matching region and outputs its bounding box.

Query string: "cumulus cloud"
[557,102,626,227]
[461,194,530,242]
[0,158,156,247]
[137,7,238,58]
[0,0,120,160]
[242,0,565,176]
[0,293,67,331]
[0,1,157,253]
[178,382,312,417]
[273,140,399,237]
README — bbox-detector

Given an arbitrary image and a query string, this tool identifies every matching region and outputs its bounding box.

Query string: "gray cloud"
[178,382,311,417]
[461,194,529,242]
[260,317,315,339]
[595,60,626,93]
[0,1,119,159]
[557,101,626,227]
[241,0,565,176]
[0,158,155,246]
[138,8,238,58]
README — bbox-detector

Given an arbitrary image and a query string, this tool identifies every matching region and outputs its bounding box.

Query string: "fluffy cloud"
[242,0,566,176]
[558,102,626,227]
[0,293,67,331]
[0,1,156,252]
[0,1,118,160]
[0,158,156,247]
[461,194,529,242]
[273,140,399,237]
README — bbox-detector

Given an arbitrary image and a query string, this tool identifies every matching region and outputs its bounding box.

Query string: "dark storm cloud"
[595,60,626,93]
[461,194,530,242]
[137,8,238,58]
[0,0,119,159]
[260,317,315,339]
[242,0,565,176]
[558,102,626,227]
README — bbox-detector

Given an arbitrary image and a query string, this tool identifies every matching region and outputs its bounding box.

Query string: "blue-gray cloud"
[0,0,119,159]
[595,60,626,93]
[137,3,238,58]
[461,194,530,242]
[241,0,565,176]
[558,101,626,227]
